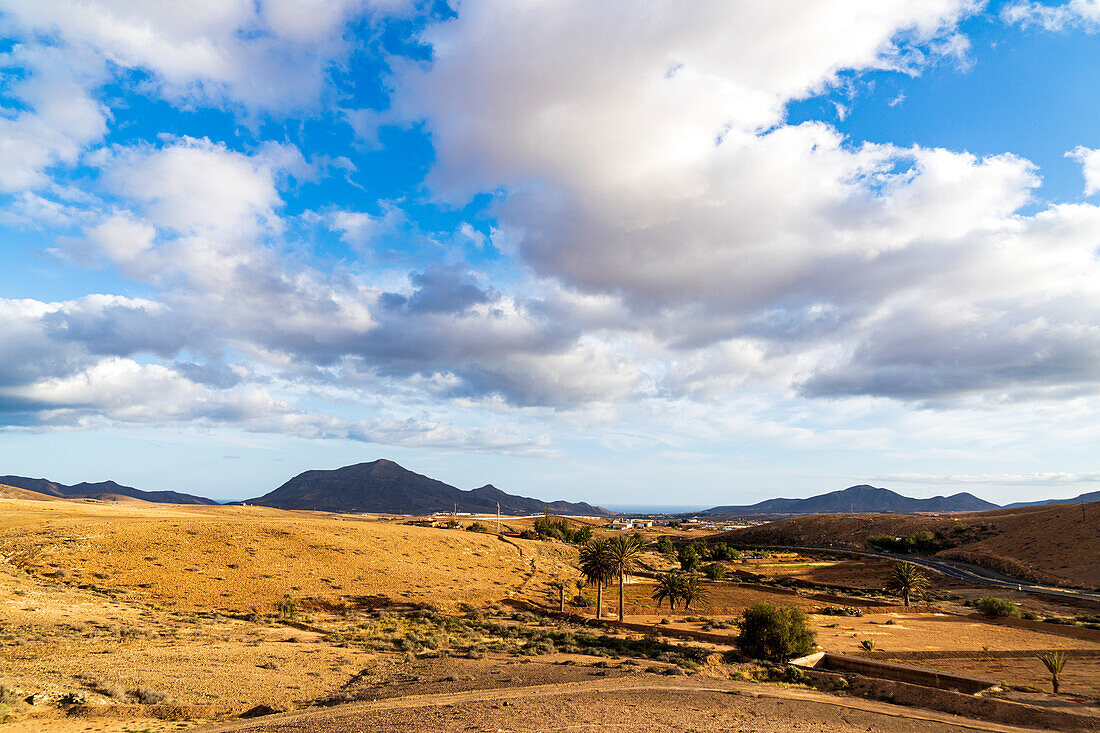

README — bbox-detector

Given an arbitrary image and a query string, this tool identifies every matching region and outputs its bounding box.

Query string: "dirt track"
[199,677,1046,733]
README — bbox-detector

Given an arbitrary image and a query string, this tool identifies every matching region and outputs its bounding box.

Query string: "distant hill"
[714,501,1100,589]
[248,459,612,516]
[701,485,998,516]
[0,476,217,505]
[1002,490,1100,509]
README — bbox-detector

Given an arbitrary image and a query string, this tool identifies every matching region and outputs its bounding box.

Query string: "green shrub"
[735,603,817,662]
[678,544,701,572]
[656,537,675,556]
[708,542,740,561]
[465,522,490,533]
[818,606,863,617]
[703,563,727,581]
[973,597,1020,618]
[276,593,300,620]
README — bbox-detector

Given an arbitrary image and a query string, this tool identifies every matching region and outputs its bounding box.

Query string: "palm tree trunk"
[596,580,603,619]
[1053,676,1060,694]
[904,590,910,607]
[618,569,625,622]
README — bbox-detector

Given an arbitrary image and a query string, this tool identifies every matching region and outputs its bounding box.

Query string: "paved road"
[739,544,1100,604]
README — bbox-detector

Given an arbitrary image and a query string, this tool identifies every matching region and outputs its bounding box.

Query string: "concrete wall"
[805,653,998,694]
[800,667,1100,732]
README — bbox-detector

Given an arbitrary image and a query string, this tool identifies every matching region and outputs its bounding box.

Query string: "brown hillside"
[0,497,578,613]
[719,501,1100,588]
[0,483,61,501]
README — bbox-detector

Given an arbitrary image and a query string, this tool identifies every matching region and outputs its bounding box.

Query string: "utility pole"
[497,502,501,535]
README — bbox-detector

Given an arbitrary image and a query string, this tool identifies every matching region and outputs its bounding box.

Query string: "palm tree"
[579,539,615,619]
[1037,651,1067,694]
[548,579,568,612]
[652,572,682,611]
[606,534,645,622]
[885,562,929,607]
[679,573,707,610]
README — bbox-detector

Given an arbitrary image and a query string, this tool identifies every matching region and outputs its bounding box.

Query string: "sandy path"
[200,676,1047,733]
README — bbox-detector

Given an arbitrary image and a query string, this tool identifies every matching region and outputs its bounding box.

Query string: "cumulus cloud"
[4,0,1100,468]
[379,0,1100,406]
[1068,146,1100,195]
[0,0,411,112]
[0,44,109,192]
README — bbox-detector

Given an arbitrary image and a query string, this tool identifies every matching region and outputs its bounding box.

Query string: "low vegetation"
[532,515,592,544]
[703,562,726,580]
[970,597,1020,618]
[867,530,940,553]
[321,608,709,667]
[735,602,817,663]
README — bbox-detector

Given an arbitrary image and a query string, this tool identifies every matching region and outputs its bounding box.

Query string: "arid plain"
[1,490,1098,732]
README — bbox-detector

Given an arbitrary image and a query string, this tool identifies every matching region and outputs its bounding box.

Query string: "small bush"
[818,606,863,617]
[465,522,490,533]
[96,681,127,700]
[703,563,727,581]
[276,594,301,620]
[132,687,167,705]
[735,603,817,662]
[973,597,1020,618]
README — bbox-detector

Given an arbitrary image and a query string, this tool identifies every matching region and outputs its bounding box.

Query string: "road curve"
[735,544,1100,604]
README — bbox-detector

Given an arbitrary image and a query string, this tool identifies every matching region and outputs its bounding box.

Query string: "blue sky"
[2,0,1100,506]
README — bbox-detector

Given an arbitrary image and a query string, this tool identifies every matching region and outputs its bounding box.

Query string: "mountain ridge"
[0,475,218,505]
[700,484,998,516]
[247,459,612,516]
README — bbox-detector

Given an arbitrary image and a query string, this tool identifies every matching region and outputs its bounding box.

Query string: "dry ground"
[2,495,1097,732]
[0,497,577,613]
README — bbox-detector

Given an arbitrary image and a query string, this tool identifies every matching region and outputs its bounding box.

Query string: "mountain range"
[4,463,1097,517]
[698,484,999,516]
[1002,490,1100,509]
[0,476,218,505]
[245,459,612,516]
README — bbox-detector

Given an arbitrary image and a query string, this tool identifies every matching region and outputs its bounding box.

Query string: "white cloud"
[1002,0,1100,30]
[0,0,412,112]
[85,212,157,263]
[375,0,1100,407]
[1068,146,1100,195]
[0,44,109,192]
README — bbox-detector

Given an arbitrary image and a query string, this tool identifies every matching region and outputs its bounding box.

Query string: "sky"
[1,0,1100,506]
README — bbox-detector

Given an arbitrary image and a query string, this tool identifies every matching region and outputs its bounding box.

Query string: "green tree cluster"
[867,530,939,553]
[534,514,592,544]
[651,572,707,611]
